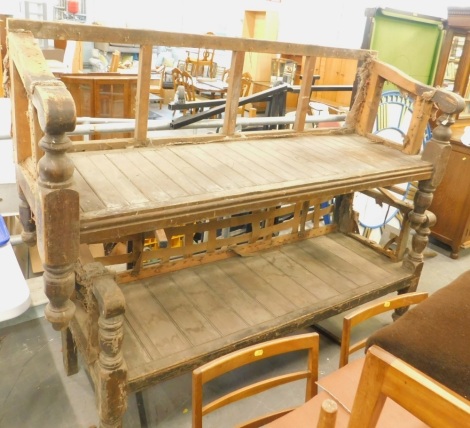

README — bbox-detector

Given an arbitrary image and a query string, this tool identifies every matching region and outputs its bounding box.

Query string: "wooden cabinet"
[430,7,470,258]
[310,57,357,110]
[430,140,470,258]
[60,73,137,138]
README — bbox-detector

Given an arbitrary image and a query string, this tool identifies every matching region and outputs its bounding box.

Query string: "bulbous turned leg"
[43,263,76,331]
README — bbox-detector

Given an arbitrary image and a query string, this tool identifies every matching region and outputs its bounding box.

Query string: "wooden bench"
[6,19,464,427]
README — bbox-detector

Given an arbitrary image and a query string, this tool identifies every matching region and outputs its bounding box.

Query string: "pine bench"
[6,19,464,427]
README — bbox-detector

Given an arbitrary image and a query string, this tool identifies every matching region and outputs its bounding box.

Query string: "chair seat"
[366,270,470,399]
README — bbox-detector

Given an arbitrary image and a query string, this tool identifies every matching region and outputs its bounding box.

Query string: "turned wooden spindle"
[405,113,455,271]
[37,131,79,331]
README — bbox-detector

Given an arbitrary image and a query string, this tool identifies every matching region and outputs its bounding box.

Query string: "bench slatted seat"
[68,135,434,241]
[7,19,464,427]
[73,232,416,393]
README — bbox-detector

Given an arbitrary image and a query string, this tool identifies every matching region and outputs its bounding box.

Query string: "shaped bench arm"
[93,273,126,320]
[8,30,76,136]
[352,58,465,155]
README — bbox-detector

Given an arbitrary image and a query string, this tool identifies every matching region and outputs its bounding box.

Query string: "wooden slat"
[223,50,245,135]
[72,155,130,209]
[144,275,221,347]
[277,244,358,293]
[121,282,190,357]
[217,259,298,317]
[195,264,273,326]
[106,151,185,201]
[230,141,308,181]
[134,44,152,143]
[72,169,105,212]
[294,55,317,132]
[261,248,341,300]
[170,269,248,336]
[143,148,222,195]
[167,145,249,190]
[220,143,287,182]
[197,143,273,186]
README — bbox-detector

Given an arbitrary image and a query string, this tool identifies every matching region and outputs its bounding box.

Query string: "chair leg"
[18,188,36,247]
[135,391,148,428]
[61,327,79,376]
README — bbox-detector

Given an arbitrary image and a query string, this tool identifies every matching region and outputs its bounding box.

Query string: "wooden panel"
[122,233,416,390]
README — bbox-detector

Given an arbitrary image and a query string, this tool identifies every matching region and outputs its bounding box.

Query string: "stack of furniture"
[6,19,464,427]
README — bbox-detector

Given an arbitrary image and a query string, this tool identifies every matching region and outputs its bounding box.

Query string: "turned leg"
[398,113,454,318]
[18,187,36,247]
[36,133,80,331]
[62,327,79,376]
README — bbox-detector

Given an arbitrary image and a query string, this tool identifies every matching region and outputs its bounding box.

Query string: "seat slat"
[107,151,187,200]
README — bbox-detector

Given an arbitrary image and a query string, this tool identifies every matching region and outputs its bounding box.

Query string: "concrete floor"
[1,237,469,428]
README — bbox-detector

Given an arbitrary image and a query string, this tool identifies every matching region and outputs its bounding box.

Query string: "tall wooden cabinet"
[430,141,470,258]
[430,7,470,258]
[60,73,137,139]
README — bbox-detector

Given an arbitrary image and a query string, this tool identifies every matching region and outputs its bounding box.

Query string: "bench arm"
[8,29,79,331]
[351,58,465,154]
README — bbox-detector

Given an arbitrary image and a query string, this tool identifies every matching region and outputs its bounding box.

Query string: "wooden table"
[193,78,228,98]
[265,358,427,427]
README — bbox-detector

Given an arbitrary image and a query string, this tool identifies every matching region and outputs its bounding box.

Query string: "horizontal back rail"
[7,19,373,60]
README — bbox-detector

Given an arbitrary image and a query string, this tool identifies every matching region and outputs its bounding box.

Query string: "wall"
[2,1,469,48]
[276,0,452,48]
[0,0,468,48]
[85,0,467,48]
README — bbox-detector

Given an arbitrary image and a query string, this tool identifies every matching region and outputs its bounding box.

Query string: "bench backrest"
[6,18,464,173]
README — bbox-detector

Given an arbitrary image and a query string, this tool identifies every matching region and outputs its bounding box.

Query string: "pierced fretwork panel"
[103,198,336,282]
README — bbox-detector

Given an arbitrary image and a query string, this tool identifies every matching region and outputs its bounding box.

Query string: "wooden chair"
[349,345,470,427]
[339,292,428,368]
[222,68,229,82]
[109,50,120,72]
[238,71,254,116]
[171,67,201,115]
[149,64,164,109]
[192,332,320,428]
[186,33,215,77]
[172,67,196,100]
